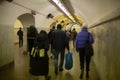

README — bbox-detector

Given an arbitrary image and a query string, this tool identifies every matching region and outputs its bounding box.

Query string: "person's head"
[82,23,88,28]
[52,26,55,29]
[29,25,37,31]
[28,25,38,37]
[57,24,62,30]
[19,27,22,30]
[73,28,76,31]
[81,23,88,31]
[37,30,47,41]
[39,30,47,35]
[81,26,88,32]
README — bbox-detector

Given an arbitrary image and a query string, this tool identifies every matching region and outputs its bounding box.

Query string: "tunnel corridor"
[0,0,120,80]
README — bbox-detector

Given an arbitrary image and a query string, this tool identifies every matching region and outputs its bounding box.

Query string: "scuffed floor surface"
[0,41,100,80]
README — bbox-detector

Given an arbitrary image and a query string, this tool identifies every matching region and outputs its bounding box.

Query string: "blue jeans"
[53,49,65,70]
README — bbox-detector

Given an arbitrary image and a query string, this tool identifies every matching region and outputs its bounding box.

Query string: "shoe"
[35,77,39,80]
[80,73,83,79]
[59,68,63,72]
[45,76,51,80]
[50,56,53,59]
[55,68,58,75]
[55,70,58,75]
[86,71,89,78]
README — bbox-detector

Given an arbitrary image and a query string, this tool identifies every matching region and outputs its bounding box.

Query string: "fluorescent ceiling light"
[49,0,76,22]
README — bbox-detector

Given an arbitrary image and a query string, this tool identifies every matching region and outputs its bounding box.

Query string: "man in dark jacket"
[48,26,55,58]
[52,24,67,75]
[75,25,94,79]
[17,27,23,48]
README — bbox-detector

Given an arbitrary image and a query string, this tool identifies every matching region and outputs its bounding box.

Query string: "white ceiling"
[13,0,120,24]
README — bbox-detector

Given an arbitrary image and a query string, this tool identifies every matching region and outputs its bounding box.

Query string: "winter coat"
[75,27,94,50]
[30,31,49,76]
[52,29,67,51]
[27,26,38,52]
[48,29,55,44]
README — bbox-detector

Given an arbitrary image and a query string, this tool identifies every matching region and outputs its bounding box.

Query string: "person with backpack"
[75,24,94,79]
[30,30,51,80]
[27,25,38,54]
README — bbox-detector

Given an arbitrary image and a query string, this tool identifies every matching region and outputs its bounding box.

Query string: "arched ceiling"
[13,0,120,26]
[18,13,35,27]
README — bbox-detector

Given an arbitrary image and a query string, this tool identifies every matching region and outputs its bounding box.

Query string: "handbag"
[85,33,94,56]
[65,52,73,70]
[31,47,45,58]
[85,41,94,56]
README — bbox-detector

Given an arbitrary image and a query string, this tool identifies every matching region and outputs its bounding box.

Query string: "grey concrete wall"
[0,24,14,67]
[92,18,120,80]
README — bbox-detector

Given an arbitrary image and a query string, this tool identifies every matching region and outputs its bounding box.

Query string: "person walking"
[48,26,55,59]
[51,24,67,75]
[17,27,23,48]
[65,29,71,51]
[30,30,51,80]
[27,25,38,53]
[27,25,38,68]
[75,24,94,79]
[71,28,77,47]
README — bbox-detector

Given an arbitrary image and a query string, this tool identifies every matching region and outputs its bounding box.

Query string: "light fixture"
[46,13,54,19]
[49,0,76,23]
[6,0,13,2]
[31,10,36,15]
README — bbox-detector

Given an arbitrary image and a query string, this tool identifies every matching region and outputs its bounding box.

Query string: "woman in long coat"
[30,30,51,80]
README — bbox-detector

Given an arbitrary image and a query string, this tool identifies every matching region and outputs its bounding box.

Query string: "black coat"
[30,32,49,76]
[52,29,67,51]
[30,55,49,76]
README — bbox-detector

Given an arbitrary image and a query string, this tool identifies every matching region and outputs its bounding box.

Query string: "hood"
[81,27,88,32]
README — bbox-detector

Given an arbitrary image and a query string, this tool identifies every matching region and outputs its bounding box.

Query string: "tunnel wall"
[92,17,120,80]
[0,1,30,68]
[0,24,14,67]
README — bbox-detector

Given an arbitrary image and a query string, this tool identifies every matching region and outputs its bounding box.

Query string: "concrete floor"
[0,41,100,80]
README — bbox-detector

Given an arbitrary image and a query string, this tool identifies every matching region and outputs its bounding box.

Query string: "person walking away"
[75,24,94,79]
[48,26,55,59]
[51,24,67,75]
[17,27,23,48]
[27,25,38,53]
[27,25,38,68]
[65,29,71,51]
[30,30,51,80]
[71,28,77,48]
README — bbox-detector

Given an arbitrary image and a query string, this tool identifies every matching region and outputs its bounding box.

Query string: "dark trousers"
[66,42,70,51]
[78,48,91,71]
[50,44,54,54]
[19,38,23,47]
[53,49,65,69]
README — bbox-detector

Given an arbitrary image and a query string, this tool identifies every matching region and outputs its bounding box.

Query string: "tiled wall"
[0,24,14,67]
[92,18,120,80]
